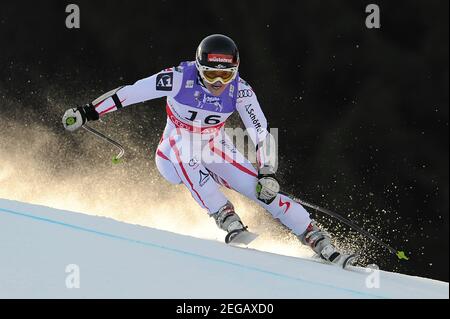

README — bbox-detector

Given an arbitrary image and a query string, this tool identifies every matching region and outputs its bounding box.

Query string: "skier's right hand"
[62,107,86,132]
[62,104,99,132]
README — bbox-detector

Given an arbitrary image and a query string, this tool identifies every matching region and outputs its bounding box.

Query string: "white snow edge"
[0,198,448,299]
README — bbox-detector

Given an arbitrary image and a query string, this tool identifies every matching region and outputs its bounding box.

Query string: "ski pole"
[82,124,125,164]
[282,192,409,261]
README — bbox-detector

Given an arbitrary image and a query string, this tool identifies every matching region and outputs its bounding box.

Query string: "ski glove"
[256,173,280,205]
[62,104,99,132]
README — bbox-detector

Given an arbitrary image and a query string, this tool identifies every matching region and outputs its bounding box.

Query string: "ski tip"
[396,251,409,261]
[225,227,247,244]
[225,231,238,244]
[225,227,258,246]
[342,254,359,269]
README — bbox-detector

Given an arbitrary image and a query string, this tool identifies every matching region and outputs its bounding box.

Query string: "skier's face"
[205,80,229,96]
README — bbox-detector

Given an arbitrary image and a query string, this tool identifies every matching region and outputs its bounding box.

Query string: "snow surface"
[0,198,448,299]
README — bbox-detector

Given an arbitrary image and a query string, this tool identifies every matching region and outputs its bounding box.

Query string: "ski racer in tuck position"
[63,34,354,266]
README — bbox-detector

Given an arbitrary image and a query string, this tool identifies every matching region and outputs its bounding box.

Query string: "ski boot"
[299,221,358,269]
[211,202,247,244]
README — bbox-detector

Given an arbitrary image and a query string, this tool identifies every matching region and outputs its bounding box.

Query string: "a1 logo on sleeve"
[156,72,174,91]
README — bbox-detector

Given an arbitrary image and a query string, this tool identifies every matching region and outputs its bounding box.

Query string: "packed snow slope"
[0,199,447,299]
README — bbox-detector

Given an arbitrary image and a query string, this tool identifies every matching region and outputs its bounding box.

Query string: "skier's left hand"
[256,174,280,204]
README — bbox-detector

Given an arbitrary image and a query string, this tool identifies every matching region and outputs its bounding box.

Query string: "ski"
[312,252,360,270]
[225,227,258,245]
[327,253,360,270]
[341,254,359,269]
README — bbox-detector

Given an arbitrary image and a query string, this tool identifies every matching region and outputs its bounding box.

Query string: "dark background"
[0,0,448,281]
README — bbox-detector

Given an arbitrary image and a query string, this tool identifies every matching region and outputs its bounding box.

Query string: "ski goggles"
[196,61,238,85]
